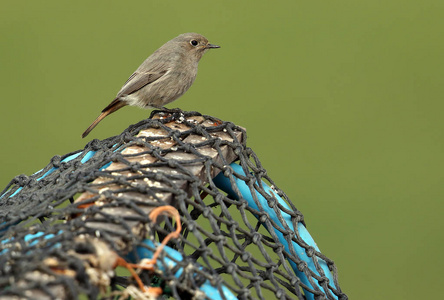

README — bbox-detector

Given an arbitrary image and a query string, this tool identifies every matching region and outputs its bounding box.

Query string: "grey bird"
[82,33,220,138]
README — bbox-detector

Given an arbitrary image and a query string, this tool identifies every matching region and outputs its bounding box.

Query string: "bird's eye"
[190,40,198,46]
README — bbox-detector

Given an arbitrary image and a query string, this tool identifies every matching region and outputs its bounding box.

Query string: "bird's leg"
[149,107,183,119]
[159,107,183,113]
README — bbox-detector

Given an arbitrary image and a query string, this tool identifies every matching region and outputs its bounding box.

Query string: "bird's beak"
[206,44,220,49]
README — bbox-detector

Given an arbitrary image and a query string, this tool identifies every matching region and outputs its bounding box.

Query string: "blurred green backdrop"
[1,1,443,299]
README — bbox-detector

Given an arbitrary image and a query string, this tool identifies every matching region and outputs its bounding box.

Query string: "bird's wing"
[116,70,168,98]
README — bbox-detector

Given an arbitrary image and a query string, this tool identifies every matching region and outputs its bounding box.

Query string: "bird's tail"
[81,99,126,138]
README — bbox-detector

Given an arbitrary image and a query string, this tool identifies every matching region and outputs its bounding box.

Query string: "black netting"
[0,111,347,300]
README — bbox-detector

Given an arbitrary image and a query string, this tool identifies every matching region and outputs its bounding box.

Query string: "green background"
[1,1,443,299]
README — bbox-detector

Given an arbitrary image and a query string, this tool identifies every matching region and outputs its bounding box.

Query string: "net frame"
[0,110,347,300]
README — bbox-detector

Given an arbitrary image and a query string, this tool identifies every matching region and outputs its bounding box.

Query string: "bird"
[82,33,220,138]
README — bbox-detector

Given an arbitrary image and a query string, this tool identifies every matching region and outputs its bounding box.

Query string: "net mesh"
[0,111,347,300]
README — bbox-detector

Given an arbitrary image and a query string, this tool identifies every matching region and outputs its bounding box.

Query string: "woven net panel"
[0,111,347,300]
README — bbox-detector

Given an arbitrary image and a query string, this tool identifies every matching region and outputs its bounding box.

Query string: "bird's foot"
[150,107,184,119]
[159,107,183,113]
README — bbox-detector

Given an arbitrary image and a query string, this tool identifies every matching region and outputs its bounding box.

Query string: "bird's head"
[174,33,220,61]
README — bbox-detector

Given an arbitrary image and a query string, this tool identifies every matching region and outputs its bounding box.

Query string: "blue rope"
[213,163,338,300]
